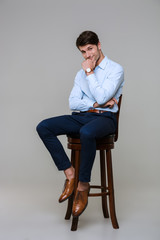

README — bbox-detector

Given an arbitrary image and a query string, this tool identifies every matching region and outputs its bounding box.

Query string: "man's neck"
[96,52,105,67]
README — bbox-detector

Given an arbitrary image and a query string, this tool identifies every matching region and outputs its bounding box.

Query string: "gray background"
[1,0,160,239]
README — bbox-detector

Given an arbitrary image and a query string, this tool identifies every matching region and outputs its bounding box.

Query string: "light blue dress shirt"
[69,56,124,113]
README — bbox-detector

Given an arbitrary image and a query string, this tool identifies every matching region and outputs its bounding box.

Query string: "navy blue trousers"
[36,111,117,182]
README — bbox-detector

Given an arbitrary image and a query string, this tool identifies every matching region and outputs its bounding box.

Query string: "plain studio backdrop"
[0,0,160,239]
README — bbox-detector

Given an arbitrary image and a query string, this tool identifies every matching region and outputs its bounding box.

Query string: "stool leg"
[71,217,79,231]
[100,150,109,218]
[65,196,74,220]
[71,150,80,231]
[65,150,75,220]
[106,149,119,229]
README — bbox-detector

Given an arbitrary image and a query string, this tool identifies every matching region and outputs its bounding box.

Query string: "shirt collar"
[96,56,108,70]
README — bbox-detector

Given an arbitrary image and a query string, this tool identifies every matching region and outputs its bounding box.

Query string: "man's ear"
[98,42,101,50]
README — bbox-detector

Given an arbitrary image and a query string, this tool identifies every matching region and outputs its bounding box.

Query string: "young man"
[37,31,124,217]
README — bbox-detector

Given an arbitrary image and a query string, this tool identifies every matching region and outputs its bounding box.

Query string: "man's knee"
[36,120,49,138]
[80,127,95,140]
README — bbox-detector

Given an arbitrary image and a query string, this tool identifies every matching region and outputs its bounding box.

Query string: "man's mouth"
[90,56,94,61]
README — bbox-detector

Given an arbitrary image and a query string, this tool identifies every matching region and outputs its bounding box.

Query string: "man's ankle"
[64,166,75,180]
[77,181,89,191]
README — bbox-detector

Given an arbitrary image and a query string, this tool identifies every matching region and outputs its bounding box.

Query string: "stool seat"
[67,134,115,150]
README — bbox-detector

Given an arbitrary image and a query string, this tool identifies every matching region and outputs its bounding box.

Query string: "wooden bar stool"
[65,95,122,231]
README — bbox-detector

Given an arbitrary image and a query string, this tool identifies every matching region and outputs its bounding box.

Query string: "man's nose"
[86,51,90,59]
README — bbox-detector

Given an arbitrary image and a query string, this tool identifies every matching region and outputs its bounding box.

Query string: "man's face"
[79,42,102,65]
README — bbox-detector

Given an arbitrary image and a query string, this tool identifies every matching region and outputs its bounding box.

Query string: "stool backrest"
[114,95,122,142]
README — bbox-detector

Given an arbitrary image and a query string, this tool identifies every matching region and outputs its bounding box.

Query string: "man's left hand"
[82,59,96,75]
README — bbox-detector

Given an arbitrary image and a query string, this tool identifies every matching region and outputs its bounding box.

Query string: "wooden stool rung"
[89,192,108,197]
[90,185,108,190]
[89,185,109,197]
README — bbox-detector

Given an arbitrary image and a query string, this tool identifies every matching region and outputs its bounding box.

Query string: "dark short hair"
[76,31,99,49]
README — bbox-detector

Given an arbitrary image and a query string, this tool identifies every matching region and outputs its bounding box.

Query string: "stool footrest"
[90,185,108,190]
[89,192,109,197]
[89,185,109,197]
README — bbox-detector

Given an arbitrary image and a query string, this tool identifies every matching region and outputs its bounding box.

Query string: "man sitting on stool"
[36,30,124,217]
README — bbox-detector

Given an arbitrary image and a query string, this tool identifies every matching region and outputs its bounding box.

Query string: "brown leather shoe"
[72,186,90,217]
[59,178,74,203]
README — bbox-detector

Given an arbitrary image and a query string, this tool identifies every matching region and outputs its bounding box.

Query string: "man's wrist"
[86,71,94,76]
[85,67,93,75]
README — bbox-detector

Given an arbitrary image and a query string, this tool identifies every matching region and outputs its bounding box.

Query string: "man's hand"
[82,59,96,75]
[93,98,117,109]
